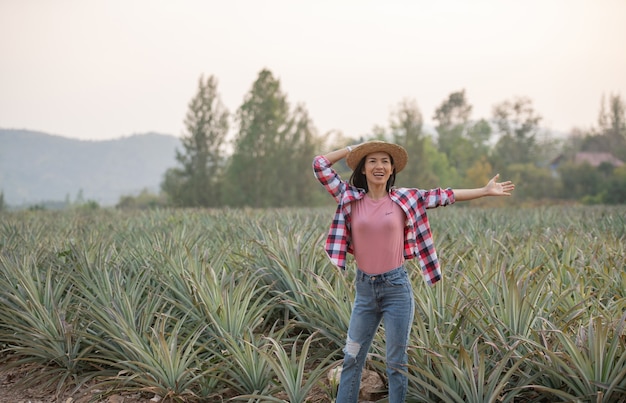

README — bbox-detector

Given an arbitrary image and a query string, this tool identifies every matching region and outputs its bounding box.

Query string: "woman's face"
[361,151,394,187]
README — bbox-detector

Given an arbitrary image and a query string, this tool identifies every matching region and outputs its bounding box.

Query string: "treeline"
[119,68,626,209]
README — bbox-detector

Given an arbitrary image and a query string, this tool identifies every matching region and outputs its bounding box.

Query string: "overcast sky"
[1,0,625,141]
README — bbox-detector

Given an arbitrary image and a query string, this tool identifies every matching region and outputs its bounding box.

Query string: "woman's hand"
[485,174,515,196]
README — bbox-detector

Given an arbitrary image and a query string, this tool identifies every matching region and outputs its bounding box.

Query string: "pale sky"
[1,0,625,141]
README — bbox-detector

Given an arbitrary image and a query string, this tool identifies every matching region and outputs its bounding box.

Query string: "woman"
[312,140,515,403]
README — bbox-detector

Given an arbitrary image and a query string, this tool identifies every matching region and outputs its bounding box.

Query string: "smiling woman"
[312,140,514,402]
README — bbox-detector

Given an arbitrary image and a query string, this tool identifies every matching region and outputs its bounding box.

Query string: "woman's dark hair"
[349,155,397,192]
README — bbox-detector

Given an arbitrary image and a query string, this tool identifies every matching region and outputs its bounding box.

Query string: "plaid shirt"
[313,155,455,285]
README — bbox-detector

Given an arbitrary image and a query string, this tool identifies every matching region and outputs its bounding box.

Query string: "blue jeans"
[336,266,415,403]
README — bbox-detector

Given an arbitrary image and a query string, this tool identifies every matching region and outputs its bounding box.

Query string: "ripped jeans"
[336,266,415,403]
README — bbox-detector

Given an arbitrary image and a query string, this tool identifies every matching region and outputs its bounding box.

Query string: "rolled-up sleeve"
[422,187,455,209]
[313,155,344,203]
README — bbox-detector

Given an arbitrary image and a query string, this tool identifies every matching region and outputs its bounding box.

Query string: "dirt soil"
[0,363,334,403]
[0,363,150,403]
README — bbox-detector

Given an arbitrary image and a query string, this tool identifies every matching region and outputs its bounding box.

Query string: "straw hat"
[346,141,408,173]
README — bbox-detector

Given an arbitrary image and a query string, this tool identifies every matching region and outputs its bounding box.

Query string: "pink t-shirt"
[351,194,405,274]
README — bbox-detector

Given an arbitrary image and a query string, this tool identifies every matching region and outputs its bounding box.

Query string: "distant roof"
[574,152,624,167]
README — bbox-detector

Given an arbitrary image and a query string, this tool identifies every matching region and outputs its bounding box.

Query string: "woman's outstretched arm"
[453,174,515,202]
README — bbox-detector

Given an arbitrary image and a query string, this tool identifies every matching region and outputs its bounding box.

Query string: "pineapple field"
[0,205,625,402]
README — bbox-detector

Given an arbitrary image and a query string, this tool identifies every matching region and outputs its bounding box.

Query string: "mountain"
[0,129,181,207]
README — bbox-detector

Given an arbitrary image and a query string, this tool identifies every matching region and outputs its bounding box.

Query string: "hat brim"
[346,141,408,173]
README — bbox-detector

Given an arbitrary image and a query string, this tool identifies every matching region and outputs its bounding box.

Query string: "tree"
[465,157,493,189]
[389,99,436,187]
[598,93,626,136]
[603,165,626,204]
[423,136,459,188]
[433,90,491,185]
[596,93,626,160]
[433,89,472,128]
[465,119,492,160]
[161,75,229,207]
[116,189,168,210]
[557,162,604,201]
[288,104,325,206]
[491,97,542,171]
[225,69,320,207]
[433,90,472,172]
[506,163,560,202]
[372,98,456,189]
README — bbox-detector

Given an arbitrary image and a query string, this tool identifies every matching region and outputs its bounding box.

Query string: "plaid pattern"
[313,155,455,286]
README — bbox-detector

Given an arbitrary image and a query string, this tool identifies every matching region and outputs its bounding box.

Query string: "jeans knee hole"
[345,339,360,358]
